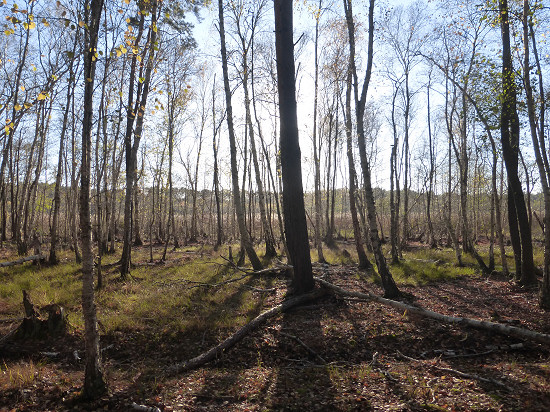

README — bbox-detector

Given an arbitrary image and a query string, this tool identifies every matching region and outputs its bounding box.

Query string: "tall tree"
[80,0,107,398]
[343,0,400,298]
[499,0,536,285]
[218,0,262,270]
[120,0,160,278]
[521,0,550,306]
[311,0,326,263]
[274,0,314,294]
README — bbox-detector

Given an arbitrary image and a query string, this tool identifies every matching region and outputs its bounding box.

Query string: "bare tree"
[80,0,107,398]
[343,0,400,298]
[274,0,314,294]
[218,0,262,270]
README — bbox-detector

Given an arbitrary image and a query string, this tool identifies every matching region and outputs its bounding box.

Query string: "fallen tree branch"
[280,331,327,364]
[0,254,45,268]
[130,402,161,412]
[396,350,510,390]
[221,258,292,277]
[167,288,326,374]
[314,277,550,345]
[0,317,23,323]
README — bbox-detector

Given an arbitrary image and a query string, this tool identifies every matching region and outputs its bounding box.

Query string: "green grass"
[0,238,534,342]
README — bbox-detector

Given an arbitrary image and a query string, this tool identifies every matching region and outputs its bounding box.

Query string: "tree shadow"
[264,296,341,411]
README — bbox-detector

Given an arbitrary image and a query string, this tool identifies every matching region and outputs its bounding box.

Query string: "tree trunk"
[218,0,262,270]
[80,0,106,399]
[522,0,550,307]
[499,0,536,285]
[344,0,399,298]
[274,0,314,294]
[345,70,371,270]
[390,81,401,263]
[311,0,326,263]
[121,4,158,277]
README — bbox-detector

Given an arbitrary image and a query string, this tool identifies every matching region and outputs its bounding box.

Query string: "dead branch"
[0,254,45,268]
[280,331,327,364]
[221,258,292,277]
[167,288,327,374]
[396,351,510,390]
[0,317,23,323]
[130,402,161,412]
[315,277,550,345]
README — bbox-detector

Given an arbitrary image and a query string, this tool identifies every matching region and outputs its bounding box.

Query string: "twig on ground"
[280,331,327,364]
[396,350,510,390]
[130,402,161,412]
[0,317,23,323]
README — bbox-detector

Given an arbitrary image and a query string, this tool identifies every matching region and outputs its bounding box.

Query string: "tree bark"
[343,0,400,298]
[499,0,536,285]
[274,0,314,294]
[218,0,262,270]
[80,0,106,399]
[345,70,371,270]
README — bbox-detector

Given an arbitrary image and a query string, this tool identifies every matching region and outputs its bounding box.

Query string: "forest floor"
[0,242,549,411]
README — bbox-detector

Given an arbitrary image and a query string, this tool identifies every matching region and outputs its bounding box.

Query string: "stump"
[14,290,67,339]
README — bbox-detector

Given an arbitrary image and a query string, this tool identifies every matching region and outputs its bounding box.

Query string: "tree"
[274,0,314,294]
[120,0,160,278]
[80,0,107,398]
[521,0,550,306]
[499,0,536,285]
[311,0,327,263]
[343,0,400,298]
[218,0,262,270]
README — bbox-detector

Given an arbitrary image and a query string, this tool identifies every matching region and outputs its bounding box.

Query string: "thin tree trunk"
[499,0,536,285]
[80,0,106,398]
[218,0,262,270]
[345,70,371,270]
[344,0,399,298]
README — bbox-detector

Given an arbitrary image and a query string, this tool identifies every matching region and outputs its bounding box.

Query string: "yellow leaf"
[86,78,92,82]
[4,126,9,133]
[120,46,127,54]
[24,102,32,109]
[28,21,35,29]
[37,93,46,100]
[4,30,11,35]
[116,49,122,57]
[20,85,25,91]
[14,104,21,111]
[124,0,130,4]
[78,21,84,28]
[42,18,49,27]
[126,18,130,23]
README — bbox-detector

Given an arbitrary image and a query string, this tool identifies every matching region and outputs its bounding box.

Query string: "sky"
[180,0,423,194]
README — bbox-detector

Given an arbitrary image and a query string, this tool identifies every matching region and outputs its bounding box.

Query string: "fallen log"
[314,276,550,345]
[0,254,45,268]
[167,287,326,374]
